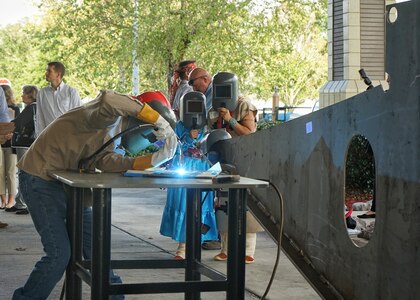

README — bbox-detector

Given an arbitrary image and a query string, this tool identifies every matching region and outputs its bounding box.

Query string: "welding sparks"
[175,168,187,175]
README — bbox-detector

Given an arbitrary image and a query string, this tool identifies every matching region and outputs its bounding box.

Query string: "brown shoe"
[0,221,8,228]
[245,256,255,264]
[214,253,228,261]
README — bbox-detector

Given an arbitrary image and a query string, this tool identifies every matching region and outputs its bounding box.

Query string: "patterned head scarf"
[169,60,197,103]
[0,78,11,86]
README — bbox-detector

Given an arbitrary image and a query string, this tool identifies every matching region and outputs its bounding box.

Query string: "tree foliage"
[0,22,46,92]
[0,0,327,105]
[345,134,375,193]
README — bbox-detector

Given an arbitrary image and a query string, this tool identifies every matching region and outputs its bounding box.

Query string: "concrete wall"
[218,1,420,298]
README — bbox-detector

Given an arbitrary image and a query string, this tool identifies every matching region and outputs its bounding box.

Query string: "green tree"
[0,22,47,99]
[35,0,135,97]
[245,0,327,105]
[0,0,328,105]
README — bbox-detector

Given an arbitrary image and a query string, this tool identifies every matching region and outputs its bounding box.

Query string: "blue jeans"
[13,171,123,300]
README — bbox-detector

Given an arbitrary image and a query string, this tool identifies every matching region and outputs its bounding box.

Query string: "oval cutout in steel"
[344,134,376,247]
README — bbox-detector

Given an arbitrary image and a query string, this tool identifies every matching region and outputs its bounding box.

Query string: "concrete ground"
[0,188,320,300]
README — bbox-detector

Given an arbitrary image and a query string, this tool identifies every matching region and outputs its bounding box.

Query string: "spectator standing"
[6,85,39,215]
[35,61,81,136]
[169,60,197,120]
[0,83,20,209]
[0,79,11,121]
[0,84,13,228]
[188,67,213,114]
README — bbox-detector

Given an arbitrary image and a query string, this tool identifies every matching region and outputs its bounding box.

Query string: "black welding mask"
[212,72,239,111]
[199,129,232,154]
[179,91,207,129]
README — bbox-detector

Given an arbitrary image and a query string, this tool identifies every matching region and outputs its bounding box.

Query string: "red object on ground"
[345,190,373,210]
[345,208,353,219]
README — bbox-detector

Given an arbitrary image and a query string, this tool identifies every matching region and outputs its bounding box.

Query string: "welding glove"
[132,154,152,170]
[137,103,173,140]
[152,116,173,140]
[133,103,177,170]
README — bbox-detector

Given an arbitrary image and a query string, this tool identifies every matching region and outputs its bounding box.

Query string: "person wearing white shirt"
[35,61,81,136]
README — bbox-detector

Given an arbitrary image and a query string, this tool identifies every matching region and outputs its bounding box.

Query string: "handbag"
[11,103,36,148]
[12,127,36,147]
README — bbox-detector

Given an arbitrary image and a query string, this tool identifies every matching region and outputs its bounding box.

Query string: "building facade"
[319,0,395,107]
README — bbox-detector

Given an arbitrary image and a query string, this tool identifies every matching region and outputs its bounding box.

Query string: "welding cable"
[250,179,284,300]
[194,144,214,167]
[78,124,156,172]
[176,136,184,169]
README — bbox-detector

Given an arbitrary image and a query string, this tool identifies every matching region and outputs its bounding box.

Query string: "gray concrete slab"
[0,188,320,299]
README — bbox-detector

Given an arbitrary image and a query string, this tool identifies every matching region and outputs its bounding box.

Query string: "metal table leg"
[65,186,83,300]
[91,188,112,300]
[227,188,247,300]
[185,188,202,300]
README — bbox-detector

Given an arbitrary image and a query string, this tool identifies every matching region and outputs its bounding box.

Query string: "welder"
[12,90,177,300]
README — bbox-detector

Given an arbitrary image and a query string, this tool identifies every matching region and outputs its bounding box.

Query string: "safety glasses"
[188,75,206,86]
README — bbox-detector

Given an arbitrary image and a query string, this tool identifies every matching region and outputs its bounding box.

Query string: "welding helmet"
[121,91,176,155]
[212,72,238,111]
[199,129,232,154]
[136,91,176,129]
[179,91,207,129]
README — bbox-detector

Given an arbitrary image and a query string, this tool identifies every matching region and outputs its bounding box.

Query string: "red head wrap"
[169,60,197,103]
[0,78,11,86]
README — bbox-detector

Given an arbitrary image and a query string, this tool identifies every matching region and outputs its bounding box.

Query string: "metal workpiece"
[216,1,420,299]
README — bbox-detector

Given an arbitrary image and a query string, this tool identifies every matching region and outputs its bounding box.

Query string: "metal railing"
[259,106,313,122]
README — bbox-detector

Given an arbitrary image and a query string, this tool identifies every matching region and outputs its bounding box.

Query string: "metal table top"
[49,171,269,189]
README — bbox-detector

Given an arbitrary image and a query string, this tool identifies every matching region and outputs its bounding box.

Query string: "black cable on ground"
[59,280,65,300]
[251,179,284,300]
